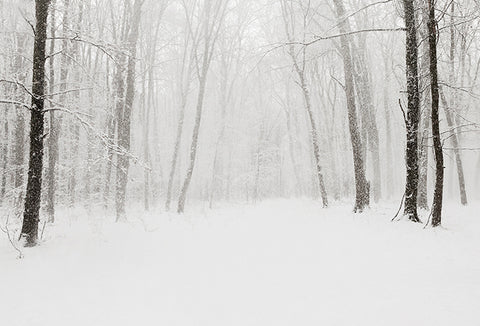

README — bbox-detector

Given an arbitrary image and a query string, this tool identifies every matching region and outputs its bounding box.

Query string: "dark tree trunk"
[402,0,421,222]
[333,0,369,212]
[427,0,443,227]
[21,0,51,246]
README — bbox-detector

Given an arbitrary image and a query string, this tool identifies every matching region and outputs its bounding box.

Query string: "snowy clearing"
[1,199,480,326]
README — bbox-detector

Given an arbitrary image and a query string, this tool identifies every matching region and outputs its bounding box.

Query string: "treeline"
[0,0,479,246]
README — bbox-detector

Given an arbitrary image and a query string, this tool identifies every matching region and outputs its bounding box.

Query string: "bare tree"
[165,19,194,211]
[444,2,468,206]
[177,0,229,213]
[333,0,369,212]
[45,0,70,223]
[280,0,328,207]
[115,0,144,221]
[351,10,381,203]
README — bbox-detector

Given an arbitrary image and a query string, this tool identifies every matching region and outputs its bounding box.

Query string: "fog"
[2,1,480,325]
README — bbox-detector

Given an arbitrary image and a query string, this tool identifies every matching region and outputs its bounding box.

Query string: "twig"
[398,99,407,126]
[0,209,24,259]
[40,220,47,241]
[391,192,405,222]
[293,28,406,47]
[423,209,433,229]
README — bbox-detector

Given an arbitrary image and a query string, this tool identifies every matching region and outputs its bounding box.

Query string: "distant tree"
[280,0,328,207]
[177,0,229,213]
[115,0,144,222]
[333,0,369,212]
[45,0,69,223]
[417,0,430,211]
[165,19,194,212]
[351,10,381,203]
[445,2,467,206]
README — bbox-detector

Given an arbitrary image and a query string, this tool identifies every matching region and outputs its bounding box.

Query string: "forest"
[1,0,479,325]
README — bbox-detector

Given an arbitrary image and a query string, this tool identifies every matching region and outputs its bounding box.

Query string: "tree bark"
[402,0,421,222]
[21,0,51,246]
[351,32,381,203]
[333,0,369,212]
[427,0,443,227]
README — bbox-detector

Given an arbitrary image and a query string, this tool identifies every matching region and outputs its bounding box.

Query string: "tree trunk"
[67,0,84,207]
[13,34,27,193]
[0,108,8,203]
[165,91,187,211]
[280,0,328,207]
[177,73,208,213]
[115,0,143,221]
[46,0,69,223]
[21,0,51,246]
[176,1,226,213]
[445,2,468,206]
[352,36,381,203]
[402,0,421,222]
[333,0,369,212]
[440,91,467,205]
[417,4,431,211]
[298,77,328,207]
[382,52,393,199]
[427,0,443,227]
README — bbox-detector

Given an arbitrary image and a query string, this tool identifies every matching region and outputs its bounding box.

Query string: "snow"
[1,199,480,325]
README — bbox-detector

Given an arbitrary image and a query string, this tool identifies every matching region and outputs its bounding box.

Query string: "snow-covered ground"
[1,199,479,326]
